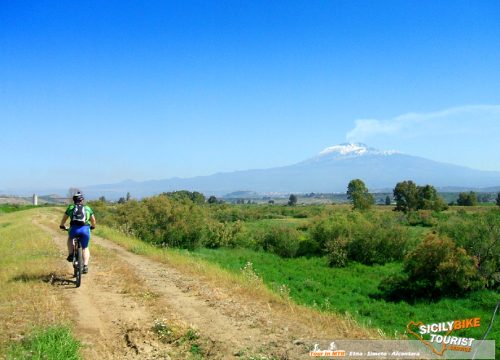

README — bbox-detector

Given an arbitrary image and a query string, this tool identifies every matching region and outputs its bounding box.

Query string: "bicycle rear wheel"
[74,246,83,288]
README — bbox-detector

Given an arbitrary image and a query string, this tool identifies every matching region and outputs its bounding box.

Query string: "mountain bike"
[60,227,83,288]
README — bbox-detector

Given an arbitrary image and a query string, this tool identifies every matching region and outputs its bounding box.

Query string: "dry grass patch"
[0,209,70,355]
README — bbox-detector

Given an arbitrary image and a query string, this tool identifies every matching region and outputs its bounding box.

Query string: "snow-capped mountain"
[79,144,500,198]
[318,143,397,157]
[303,143,398,164]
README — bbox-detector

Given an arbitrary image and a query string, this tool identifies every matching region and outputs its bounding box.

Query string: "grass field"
[92,197,500,355]
[0,204,38,214]
[5,204,497,357]
[94,220,499,352]
[0,209,80,359]
[190,247,500,342]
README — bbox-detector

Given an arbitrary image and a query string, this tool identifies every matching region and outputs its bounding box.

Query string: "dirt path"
[35,213,373,359]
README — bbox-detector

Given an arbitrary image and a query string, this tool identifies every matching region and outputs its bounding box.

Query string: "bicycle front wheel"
[75,246,83,288]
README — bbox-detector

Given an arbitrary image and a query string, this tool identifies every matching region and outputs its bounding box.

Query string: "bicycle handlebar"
[60,225,95,230]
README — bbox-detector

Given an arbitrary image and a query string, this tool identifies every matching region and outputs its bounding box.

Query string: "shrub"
[204,221,242,248]
[103,195,208,250]
[311,212,412,266]
[296,238,322,257]
[325,236,348,267]
[309,213,352,249]
[437,210,500,288]
[379,233,483,301]
[261,226,301,258]
[404,210,438,227]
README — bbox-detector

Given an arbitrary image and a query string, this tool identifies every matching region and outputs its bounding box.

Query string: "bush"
[261,226,301,258]
[325,236,348,267]
[311,212,412,266]
[100,195,208,250]
[404,210,438,227]
[437,210,500,288]
[379,233,483,301]
[296,238,322,257]
[204,221,242,248]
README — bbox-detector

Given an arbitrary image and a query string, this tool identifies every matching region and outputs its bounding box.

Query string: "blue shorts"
[69,225,91,249]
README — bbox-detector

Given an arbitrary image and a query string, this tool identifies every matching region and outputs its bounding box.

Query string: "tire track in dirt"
[38,221,172,359]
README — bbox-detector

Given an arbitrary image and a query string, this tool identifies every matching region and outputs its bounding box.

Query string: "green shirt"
[65,204,94,226]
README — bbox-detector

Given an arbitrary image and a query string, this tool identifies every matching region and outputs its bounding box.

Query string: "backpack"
[70,204,87,226]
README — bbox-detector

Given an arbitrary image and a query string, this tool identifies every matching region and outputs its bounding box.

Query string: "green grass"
[191,247,500,342]
[6,326,81,360]
[0,204,37,214]
[0,209,79,358]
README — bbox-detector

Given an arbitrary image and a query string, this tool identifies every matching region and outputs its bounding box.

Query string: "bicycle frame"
[61,227,83,288]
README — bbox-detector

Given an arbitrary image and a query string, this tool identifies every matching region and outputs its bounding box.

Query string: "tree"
[385,195,391,205]
[126,192,131,202]
[417,184,447,211]
[497,192,500,207]
[98,196,106,202]
[457,192,478,206]
[393,181,419,212]
[394,182,447,212]
[117,197,126,204]
[207,195,218,204]
[164,190,206,204]
[288,194,297,206]
[346,179,374,210]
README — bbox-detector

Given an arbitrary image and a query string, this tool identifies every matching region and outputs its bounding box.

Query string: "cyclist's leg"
[77,227,91,266]
[83,247,90,266]
[67,229,76,260]
[67,235,73,255]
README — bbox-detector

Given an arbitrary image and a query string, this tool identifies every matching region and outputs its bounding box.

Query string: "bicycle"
[60,226,83,288]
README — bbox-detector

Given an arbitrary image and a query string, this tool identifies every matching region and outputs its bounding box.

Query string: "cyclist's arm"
[90,214,96,227]
[60,214,69,227]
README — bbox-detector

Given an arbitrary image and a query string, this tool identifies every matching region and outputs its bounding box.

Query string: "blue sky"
[1,1,500,190]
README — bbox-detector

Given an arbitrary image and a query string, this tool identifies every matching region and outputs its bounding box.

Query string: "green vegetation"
[94,193,499,293]
[91,188,500,356]
[436,209,500,288]
[0,209,77,358]
[310,211,412,266]
[347,178,374,210]
[457,191,478,206]
[189,247,499,342]
[6,326,81,360]
[379,233,483,301]
[393,181,447,212]
[0,204,37,214]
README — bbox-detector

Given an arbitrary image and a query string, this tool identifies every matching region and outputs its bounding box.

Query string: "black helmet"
[72,192,84,203]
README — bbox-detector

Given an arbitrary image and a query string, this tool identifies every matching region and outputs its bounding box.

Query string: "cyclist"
[59,192,96,274]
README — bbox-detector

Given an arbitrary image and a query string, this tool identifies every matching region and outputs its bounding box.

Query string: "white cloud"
[345,105,500,171]
[346,105,500,142]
